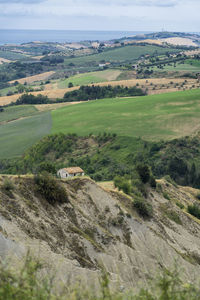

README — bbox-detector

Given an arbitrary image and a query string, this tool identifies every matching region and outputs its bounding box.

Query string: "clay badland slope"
[0,176,200,291]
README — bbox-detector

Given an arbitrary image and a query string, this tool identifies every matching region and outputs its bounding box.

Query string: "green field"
[0,112,52,158]
[64,45,179,66]
[0,50,28,61]
[0,86,17,97]
[52,89,200,141]
[57,69,121,88]
[152,59,200,72]
[1,89,200,159]
[0,105,38,123]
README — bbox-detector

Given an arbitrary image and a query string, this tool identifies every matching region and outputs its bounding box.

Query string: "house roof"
[62,167,84,174]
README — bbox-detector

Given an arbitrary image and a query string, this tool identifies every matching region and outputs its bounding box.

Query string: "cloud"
[0,0,199,31]
[0,0,180,6]
[0,0,44,3]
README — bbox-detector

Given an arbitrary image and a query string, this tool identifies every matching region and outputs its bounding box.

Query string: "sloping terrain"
[0,176,200,291]
[0,77,198,105]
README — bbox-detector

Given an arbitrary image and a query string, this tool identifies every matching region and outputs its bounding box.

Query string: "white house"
[57,167,84,178]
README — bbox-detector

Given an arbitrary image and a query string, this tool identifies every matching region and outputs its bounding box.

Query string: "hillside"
[52,89,200,140]
[0,175,200,293]
[1,89,200,159]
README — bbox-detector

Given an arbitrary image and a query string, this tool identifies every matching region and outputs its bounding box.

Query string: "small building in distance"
[57,167,84,179]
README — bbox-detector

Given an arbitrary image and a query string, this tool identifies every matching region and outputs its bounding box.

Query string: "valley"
[0,29,200,299]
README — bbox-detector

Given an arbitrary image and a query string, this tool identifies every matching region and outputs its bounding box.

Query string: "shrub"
[165,210,182,225]
[136,164,150,184]
[68,82,74,88]
[1,178,14,193]
[150,176,156,188]
[188,204,200,219]
[133,197,153,218]
[114,176,132,195]
[196,193,200,200]
[163,191,170,200]
[176,202,184,209]
[34,172,68,205]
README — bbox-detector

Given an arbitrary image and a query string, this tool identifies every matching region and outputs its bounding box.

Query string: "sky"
[0,0,199,31]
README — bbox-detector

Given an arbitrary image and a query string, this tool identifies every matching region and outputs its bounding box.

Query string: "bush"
[165,210,182,225]
[133,197,153,218]
[136,164,150,184]
[68,82,74,88]
[34,172,68,205]
[176,202,184,209]
[114,176,132,195]
[188,204,200,219]
[1,178,14,193]
[150,176,156,188]
[163,191,170,200]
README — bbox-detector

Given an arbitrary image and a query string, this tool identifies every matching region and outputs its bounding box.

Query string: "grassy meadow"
[0,105,38,123]
[52,89,200,140]
[57,69,122,88]
[0,111,51,158]
[152,59,200,72]
[1,89,200,158]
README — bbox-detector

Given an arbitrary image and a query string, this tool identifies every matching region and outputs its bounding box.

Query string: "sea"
[0,29,150,45]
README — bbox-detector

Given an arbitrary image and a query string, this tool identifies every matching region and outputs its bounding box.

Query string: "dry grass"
[160,37,198,47]
[9,71,55,84]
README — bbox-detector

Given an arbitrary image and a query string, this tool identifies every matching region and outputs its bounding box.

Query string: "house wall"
[57,170,85,178]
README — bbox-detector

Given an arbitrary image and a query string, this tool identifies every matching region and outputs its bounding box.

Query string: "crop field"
[0,50,28,60]
[1,89,200,158]
[1,77,198,105]
[52,89,200,141]
[151,59,200,72]
[9,71,55,85]
[0,111,51,158]
[0,105,38,123]
[64,44,180,65]
[57,69,122,88]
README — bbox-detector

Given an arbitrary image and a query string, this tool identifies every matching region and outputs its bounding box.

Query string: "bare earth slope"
[0,176,200,291]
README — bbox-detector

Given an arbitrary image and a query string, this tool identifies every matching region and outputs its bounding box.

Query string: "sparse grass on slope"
[52,89,200,141]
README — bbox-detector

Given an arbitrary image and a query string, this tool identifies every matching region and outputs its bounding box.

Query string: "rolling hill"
[0,89,200,159]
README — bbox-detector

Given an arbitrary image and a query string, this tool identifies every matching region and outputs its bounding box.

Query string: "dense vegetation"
[63,85,145,101]
[2,132,200,189]
[34,172,68,204]
[15,94,50,105]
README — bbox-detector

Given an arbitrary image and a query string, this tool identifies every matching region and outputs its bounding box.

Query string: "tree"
[136,164,150,184]
[16,84,26,94]
[68,82,74,88]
